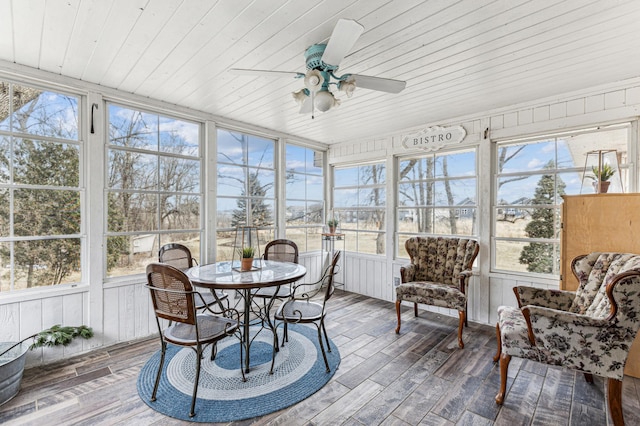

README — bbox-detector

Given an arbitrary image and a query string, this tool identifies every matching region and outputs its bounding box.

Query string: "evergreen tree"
[231,171,272,227]
[519,161,565,273]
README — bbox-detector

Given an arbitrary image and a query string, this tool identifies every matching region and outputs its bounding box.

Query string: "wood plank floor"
[2,290,640,426]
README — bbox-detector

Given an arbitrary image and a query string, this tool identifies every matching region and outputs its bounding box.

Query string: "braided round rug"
[137,323,340,422]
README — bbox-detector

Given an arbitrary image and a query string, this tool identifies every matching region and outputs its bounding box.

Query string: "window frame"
[105,102,203,279]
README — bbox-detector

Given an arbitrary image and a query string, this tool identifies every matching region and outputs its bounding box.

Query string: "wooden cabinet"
[561,193,640,377]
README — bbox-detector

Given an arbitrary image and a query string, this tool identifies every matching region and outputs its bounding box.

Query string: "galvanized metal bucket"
[0,342,29,406]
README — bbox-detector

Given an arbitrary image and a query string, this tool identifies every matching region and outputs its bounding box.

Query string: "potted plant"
[327,218,339,234]
[0,325,93,406]
[239,246,255,271]
[589,164,616,193]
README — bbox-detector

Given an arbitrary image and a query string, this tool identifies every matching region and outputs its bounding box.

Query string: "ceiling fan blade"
[350,74,406,94]
[229,68,303,79]
[321,19,364,67]
[299,97,312,114]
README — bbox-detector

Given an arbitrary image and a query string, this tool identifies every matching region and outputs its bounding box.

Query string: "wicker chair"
[395,236,479,348]
[252,239,299,300]
[159,243,228,310]
[270,251,341,374]
[145,263,244,418]
[494,253,640,426]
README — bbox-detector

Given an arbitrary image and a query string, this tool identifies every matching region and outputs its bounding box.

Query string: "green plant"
[590,164,616,182]
[240,246,255,258]
[0,325,94,358]
[327,218,339,228]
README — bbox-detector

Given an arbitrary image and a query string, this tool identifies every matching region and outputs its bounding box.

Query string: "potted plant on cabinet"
[240,247,255,271]
[590,164,616,193]
[327,218,339,234]
[0,325,93,406]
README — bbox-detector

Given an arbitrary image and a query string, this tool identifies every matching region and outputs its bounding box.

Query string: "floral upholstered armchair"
[395,237,479,349]
[494,252,640,426]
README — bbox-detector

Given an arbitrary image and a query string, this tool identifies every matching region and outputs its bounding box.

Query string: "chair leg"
[495,353,511,405]
[317,325,330,373]
[151,341,167,402]
[584,373,594,383]
[321,319,331,352]
[395,299,402,334]
[465,300,468,327]
[608,378,624,426]
[414,302,418,317]
[457,310,465,349]
[190,345,203,417]
[493,323,502,363]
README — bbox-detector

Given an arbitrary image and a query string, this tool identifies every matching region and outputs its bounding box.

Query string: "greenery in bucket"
[590,164,616,182]
[327,219,339,228]
[240,247,255,258]
[0,325,94,358]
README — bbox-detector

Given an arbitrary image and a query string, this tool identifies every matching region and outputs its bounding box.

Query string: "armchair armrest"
[514,286,575,310]
[400,264,416,283]
[454,269,474,293]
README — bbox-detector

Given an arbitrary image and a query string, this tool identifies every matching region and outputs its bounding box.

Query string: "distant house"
[455,198,476,219]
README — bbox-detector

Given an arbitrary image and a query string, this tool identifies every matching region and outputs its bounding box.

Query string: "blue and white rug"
[137,323,340,422]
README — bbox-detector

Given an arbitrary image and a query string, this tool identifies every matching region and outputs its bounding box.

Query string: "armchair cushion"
[396,281,466,311]
[514,286,575,310]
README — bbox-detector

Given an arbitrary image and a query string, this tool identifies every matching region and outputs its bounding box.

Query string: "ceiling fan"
[230,19,406,117]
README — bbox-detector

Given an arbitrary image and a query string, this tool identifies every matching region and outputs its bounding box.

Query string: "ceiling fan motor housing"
[305,44,338,71]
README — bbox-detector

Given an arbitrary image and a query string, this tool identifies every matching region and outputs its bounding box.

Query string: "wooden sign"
[402,125,466,152]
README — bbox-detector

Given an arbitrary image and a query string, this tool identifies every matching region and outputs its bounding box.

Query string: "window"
[106,104,201,277]
[216,129,275,260]
[334,162,386,255]
[285,144,324,251]
[397,148,478,257]
[493,124,629,275]
[0,81,81,291]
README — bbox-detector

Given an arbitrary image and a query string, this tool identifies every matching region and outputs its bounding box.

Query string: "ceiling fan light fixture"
[314,90,336,112]
[292,89,308,105]
[339,78,356,98]
[304,70,324,92]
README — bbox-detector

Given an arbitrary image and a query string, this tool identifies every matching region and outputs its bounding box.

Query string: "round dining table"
[185,259,306,372]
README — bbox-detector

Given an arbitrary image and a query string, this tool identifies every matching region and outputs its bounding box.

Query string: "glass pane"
[334,167,358,187]
[398,208,433,234]
[108,150,158,190]
[107,234,159,277]
[399,157,433,180]
[0,241,9,291]
[0,189,7,236]
[0,135,9,183]
[334,188,358,208]
[357,232,384,255]
[358,187,385,207]
[360,164,385,185]
[497,174,557,205]
[433,178,476,206]
[435,150,475,177]
[399,182,433,207]
[14,189,81,236]
[108,192,158,232]
[497,140,555,173]
[217,197,239,229]
[158,117,199,156]
[13,139,79,186]
[558,170,583,195]
[560,127,628,170]
[286,200,305,226]
[307,201,323,225]
[495,239,559,274]
[254,169,275,198]
[336,209,357,230]
[11,85,78,140]
[358,209,385,231]
[285,145,306,174]
[217,164,245,196]
[397,235,411,258]
[160,195,200,230]
[216,230,236,262]
[248,198,274,226]
[158,232,201,261]
[434,207,476,235]
[247,136,274,168]
[217,129,246,165]
[159,157,200,193]
[13,238,81,288]
[109,105,158,151]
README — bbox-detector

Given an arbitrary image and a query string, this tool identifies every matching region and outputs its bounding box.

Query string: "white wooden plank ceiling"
[1,0,639,144]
